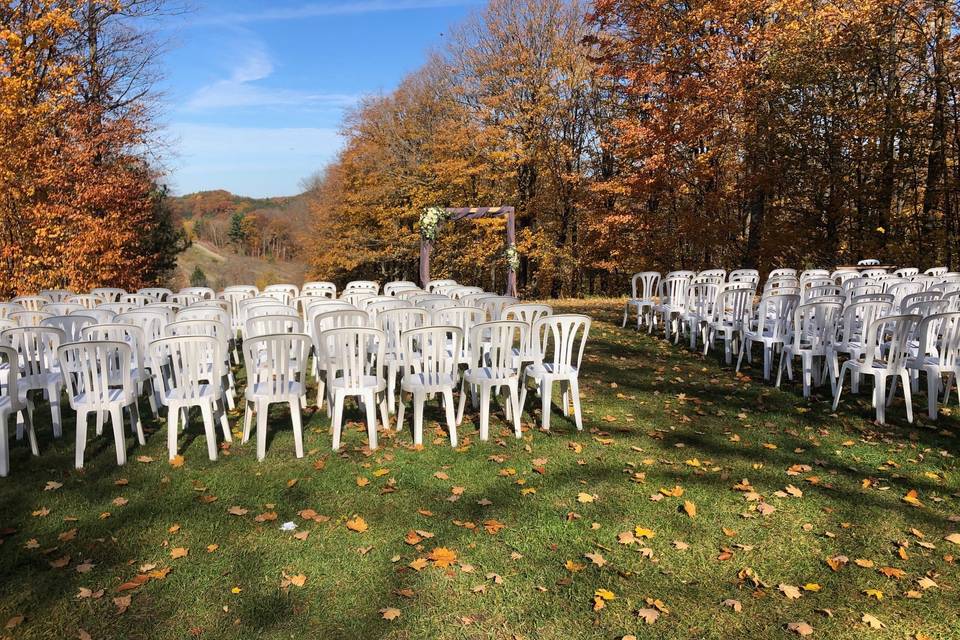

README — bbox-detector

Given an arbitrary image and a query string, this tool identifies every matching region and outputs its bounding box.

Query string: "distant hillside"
[168,190,311,290]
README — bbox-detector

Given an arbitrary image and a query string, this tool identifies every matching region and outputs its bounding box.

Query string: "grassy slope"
[172,241,306,292]
[0,299,958,639]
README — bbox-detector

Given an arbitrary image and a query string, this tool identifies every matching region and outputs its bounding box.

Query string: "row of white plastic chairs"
[623,267,960,425]
[0,279,591,476]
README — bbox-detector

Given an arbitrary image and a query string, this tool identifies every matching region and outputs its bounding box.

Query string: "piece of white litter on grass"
[280,522,297,531]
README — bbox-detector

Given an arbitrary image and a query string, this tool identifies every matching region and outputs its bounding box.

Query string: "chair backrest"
[344,281,379,296]
[478,296,520,321]
[944,291,960,312]
[150,335,224,404]
[903,298,949,318]
[72,308,115,324]
[114,308,171,343]
[42,303,84,316]
[729,269,760,285]
[396,288,427,301]
[659,275,692,309]
[830,270,860,285]
[41,315,95,342]
[530,314,591,373]
[803,285,841,303]
[860,268,887,278]
[858,259,881,266]
[711,283,756,328]
[0,303,24,320]
[305,300,356,334]
[138,287,173,301]
[366,298,411,322]
[179,286,215,301]
[787,301,843,353]
[850,292,894,306]
[468,321,526,372]
[176,306,231,327]
[887,282,924,311]
[377,307,429,355]
[341,291,374,306]
[91,287,126,303]
[99,302,136,315]
[0,345,25,412]
[501,303,553,325]
[221,288,257,332]
[431,306,487,355]
[120,294,150,307]
[862,315,920,371]
[263,284,299,305]
[246,314,304,338]
[246,304,298,323]
[768,268,797,279]
[383,281,418,296]
[66,294,101,310]
[169,293,202,307]
[164,318,230,350]
[901,290,942,312]
[58,340,134,405]
[448,286,484,300]
[302,281,337,298]
[1,327,64,385]
[629,272,659,299]
[836,300,891,344]
[39,289,74,303]
[320,327,384,388]
[925,267,948,276]
[11,310,52,326]
[81,322,148,372]
[12,296,48,312]
[753,293,800,340]
[400,325,462,381]
[417,298,457,313]
[893,267,919,277]
[799,269,830,282]
[425,279,457,293]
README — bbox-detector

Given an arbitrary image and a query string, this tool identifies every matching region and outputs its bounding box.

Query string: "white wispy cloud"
[183,40,360,111]
[192,0,479,26]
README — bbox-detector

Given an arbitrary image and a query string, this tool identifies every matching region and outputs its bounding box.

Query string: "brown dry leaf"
[722,599,742,612]
[227,506,248,516]
[78,629,92,640]
[636,608,659,624]
[682,500,697,518]
[346,516,368,533]
[862,613,885,629]
[617,530,637,545]
[5,615,24,630]
[786,622,813,636]
[113,595,131,614]
[825,555,848,572]
[902,489,923,507]
[854,558,874,568]
[585,552,606,567]
[253,511,277,523]
[408,557,428,571]
[49,555,71,569]
[564,559,585,572]
[944,533,960,545]
[428,547,457,568]
[44,481,62,491]
[779,584,802,599]
[169,547,188,559]
[58,528,78,542]
[879,567,905,579]
[380,607,401,621]
[111,497,128,507]
[136,455,153,463]
[483,519,505,534]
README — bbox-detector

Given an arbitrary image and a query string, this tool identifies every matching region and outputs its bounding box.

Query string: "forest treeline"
[0,1,186,297]
[306,0,960,296]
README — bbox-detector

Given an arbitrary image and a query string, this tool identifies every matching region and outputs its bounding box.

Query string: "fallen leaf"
[722,598,742,612]
[862,613,885,629]
[380,607,401,621]
[428,547,457,568]
[169,547,188,559]
[345,516,368,533]
[779,584,802,599]
[787,622,813,636]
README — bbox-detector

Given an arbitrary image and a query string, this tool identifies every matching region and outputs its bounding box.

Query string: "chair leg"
[569,377,583,431]
[167,402,180,459]
[242,400,253,443]
[775,352,786,388]
[110,406,126,466]
[331,391,345,451]
[0,414,7,477]
[130,402,145,445]
[378,393,389,433]
[456,384,468,425]
[199,402,218,461]
[49,383,62,438]
[396,391,406,432]
[23,408,38,456]
[412,392,425,446]
[442,388,457,447]
[217,400,231,441]
[478,384,491,440]
[315,373,325,409]
[507,379,522,438]
[901,370,914,423]
[926,370,940,420]
[540,380,553,431]
[289,400,304,458]
[255,401,269,461]
[146,379,159,418]
[518,377,529,421]
[387,363,397,414]
[832,366,849,411]
[74,410,88,469]
[874,376,886,424]
[622,303,629,328]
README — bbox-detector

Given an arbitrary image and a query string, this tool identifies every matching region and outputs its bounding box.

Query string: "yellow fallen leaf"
[682,500,697,518]
[170,547,188,559]
[346,516,368,533]
[577,492,595,503]
[380,607,401,621]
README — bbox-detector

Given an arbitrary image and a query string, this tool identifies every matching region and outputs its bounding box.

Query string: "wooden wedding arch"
[419,206,517,296]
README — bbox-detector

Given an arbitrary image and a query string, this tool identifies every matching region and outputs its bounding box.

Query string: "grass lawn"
[1,299,958,639]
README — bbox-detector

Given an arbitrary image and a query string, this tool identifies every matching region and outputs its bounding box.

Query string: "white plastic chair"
[1,326,65,439]
[622,272,660,330]
[737,292,799,379]
[59,340,145,468]
[41,315,95,341]
[312,309,370,410]
[246,314,304,338]
[832,315,920,424]
[11,310,52,326]
[72,307,115,324]
[344,281,379,296]
[150,336,232,461]
[426,279,457,293]
[478,296,519,322]
[302,281,337,298]
[653,271,694,342]
[263,284,299,305]
[120,294,151,307]
[91,287,126,303]
[682,277,722,350]
[67,294,100,310]
[905,312,960,419]
[137,287,173,301]
[457,321,525,441]
[39,289,74,303]
[396,325,462,446]
[242,333,311,460]
[448,286,483,300]
[894,268,919,277]
[322,327,388,451]
[519,314,591,431]
[180,286,215,300]
[776,300,842,397]
[13,296,48,312]
[383,281,418,296]
[925,267,948,277]
[704,283,755,363]
[377,307,428,414]
[164,319,236,410]
[0,345,37,477]
[0,303,24,320]
[43,303,84,316]
[82,323,159,418]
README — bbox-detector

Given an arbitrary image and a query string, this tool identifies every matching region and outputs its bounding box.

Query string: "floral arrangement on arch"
[504,244,520,271]
[419,206,448,242]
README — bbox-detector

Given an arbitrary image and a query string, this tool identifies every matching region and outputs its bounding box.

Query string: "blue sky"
[158,0,479,198]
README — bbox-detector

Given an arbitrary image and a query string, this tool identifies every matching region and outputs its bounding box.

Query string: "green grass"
[1,299,958,639]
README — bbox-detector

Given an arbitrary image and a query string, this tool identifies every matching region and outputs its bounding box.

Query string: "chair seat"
[464,366,518,384]
[401,372,458,392]
[525,363,578,378]
[168,383,220,403]
[245,380,305,400]
[628,298,654,307]
[75,388,133,407]
[328,375,385,394]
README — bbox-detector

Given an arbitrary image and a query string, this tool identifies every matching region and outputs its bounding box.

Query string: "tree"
[228,212,248,251]
[189,265,208,287]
